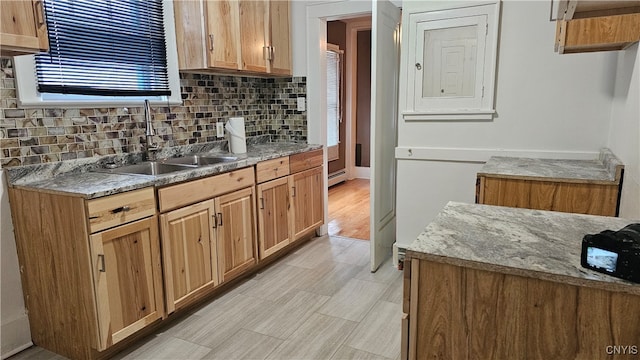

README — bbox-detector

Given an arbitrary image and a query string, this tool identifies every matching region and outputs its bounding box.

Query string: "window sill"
[402,109,495,121]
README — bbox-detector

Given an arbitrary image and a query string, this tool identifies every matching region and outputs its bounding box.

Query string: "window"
[403,3,499,121]
[326,44,343,162]
[14,0,181,107]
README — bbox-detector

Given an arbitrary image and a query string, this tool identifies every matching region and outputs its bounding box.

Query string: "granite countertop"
[5,141,321,199]
[477,148,623,184]
[407,202,640,295]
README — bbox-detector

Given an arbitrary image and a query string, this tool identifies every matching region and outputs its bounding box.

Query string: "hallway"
[328,179,370,240]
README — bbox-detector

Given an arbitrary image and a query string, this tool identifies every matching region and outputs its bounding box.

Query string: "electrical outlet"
[297,97,306,112]
[216,122,224,138]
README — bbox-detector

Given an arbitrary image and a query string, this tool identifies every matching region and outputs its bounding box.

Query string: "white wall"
[291,1,308,77]
[608,44,640,219]
[395,1,622,248]
[1,172,32,358]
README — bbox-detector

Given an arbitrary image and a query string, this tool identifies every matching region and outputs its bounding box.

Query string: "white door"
[370,0,401,271]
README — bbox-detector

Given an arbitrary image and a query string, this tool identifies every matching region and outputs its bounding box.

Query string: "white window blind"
[35,0,171,97]
[326,47,341,150]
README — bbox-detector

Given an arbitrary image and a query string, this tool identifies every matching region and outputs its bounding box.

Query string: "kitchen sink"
[160,154,239,166]
[100,161,195,176]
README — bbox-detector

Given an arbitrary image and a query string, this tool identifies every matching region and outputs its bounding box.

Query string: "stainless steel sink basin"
[160,154,238,166]
[101,161,195,176]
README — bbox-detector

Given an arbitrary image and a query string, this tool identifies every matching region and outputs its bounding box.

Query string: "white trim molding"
[395,146,600,162]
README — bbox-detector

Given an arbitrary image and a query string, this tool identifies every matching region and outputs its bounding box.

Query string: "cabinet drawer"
[158,167,255,212]
[289,149,323,174]
[87,188,156,233]
[256,156,290,183]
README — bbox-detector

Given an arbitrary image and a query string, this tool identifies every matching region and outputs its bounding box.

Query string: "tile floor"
[10,235,403,360]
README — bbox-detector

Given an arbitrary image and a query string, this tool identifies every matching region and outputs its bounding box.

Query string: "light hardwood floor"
[10,236,402,360]
[328,179,370,240]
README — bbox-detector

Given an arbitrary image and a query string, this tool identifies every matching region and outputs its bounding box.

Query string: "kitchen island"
[476,148,624,216]
[402,202,639,360]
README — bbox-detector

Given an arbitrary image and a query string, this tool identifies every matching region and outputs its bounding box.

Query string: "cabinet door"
[90,216,163,351]
[257,177,291,259]
[205,0,241,69]
[160,200,218,314]
[266,0,292,75]
[239,0,268,73]
[173,0,207,70]
[290,166,324,240]
[215,187,258,282]
[0,0,48,55]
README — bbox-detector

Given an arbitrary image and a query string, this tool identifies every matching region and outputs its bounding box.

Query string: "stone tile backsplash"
[0,57,307,167]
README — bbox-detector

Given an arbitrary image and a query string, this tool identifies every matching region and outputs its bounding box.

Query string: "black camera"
[581,223,640,284]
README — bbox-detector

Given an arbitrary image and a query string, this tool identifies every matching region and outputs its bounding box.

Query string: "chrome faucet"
[144,99,159,161]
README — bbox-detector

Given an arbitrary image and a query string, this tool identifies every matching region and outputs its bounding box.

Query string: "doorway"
[306,0,400,271]
[326,18,372,241]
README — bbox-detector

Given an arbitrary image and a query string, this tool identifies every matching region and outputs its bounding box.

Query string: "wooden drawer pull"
[111,205,131,214]
[98,254,106,272]
[35,0,46,26]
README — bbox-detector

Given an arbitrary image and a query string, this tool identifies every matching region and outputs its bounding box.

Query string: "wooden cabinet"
[158,167,257,311]
[160,200,219,314]
[8,187,162,359]
[0,0,49,56]
[90,216,164,351]
[257,176,292,258]
[173,0,291,75]
[255,149,324,260]
[402,258,640,360]
[266,0,292,75]
[555,0,640,53]
[477,176,621,216]
[173,0,240,70]
[216,187,258,281]
[290,166,324,239]
[239,0,268,73]
[476,153,624,217]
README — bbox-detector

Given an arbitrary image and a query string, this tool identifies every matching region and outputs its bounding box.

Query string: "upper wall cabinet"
[173,0,291,75]
[555,0,640,54]
[0,0,48,56]
[401,2,500,121]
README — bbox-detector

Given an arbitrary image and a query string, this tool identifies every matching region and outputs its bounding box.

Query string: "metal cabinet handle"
[111,205,130,214]
[217,212,223,226]
[98,254,106,272]
[212,214,217,229]
[209,34,214,51]
[292,186,296,197]
[260,198,264,209]
[415,63,422,70]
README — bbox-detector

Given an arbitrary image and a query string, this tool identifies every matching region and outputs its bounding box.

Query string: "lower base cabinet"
[160,200,219,314]
[476,176,620,216]
[257,176,292,258]
[402,258,640,360]
[290,166,324,239]
[216,187,258,282]
[90,216,164,350]
[159,179,258,314]
[8,187,163,359]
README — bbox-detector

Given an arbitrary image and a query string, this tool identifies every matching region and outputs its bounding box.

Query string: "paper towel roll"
[225,117,247,154]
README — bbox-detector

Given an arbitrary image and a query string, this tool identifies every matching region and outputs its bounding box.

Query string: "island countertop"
[477,148,623,184]
[406,202,639,295]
